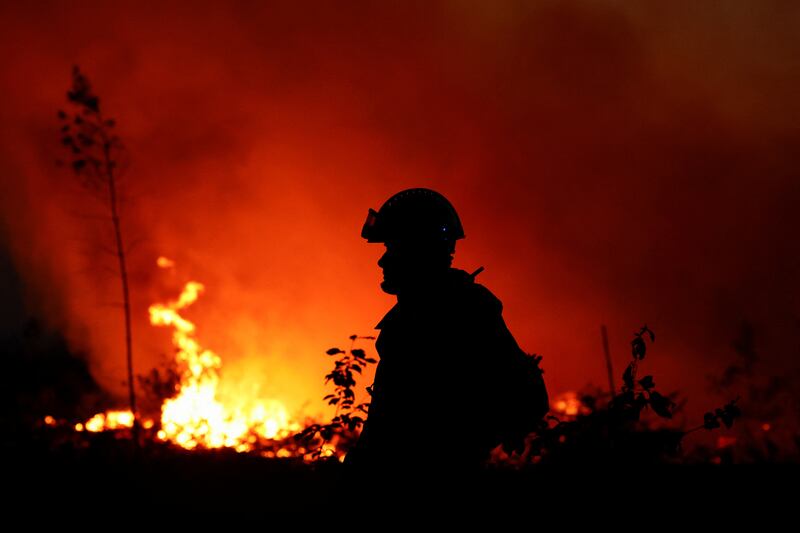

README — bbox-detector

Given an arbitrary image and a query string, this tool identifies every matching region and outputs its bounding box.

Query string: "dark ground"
[4,435,796,514]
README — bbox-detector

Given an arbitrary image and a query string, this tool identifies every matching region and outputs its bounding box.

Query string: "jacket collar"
[374,267,482,330]
[375,303,400,330]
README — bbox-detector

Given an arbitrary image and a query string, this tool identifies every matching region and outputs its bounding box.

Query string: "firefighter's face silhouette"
[378,239,453,295]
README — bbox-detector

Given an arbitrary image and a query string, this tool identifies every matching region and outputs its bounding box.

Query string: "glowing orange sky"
[1,1,798,432]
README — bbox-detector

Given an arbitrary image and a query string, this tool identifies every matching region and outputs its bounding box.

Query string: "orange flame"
[67,260,301,453]
[80,410,135,432]
[551,391,590,417]
[156,256,175,269]
[149,277,299,451]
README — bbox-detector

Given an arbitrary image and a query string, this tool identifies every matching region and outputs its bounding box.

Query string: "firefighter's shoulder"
[469,281,503,316]
[448,267,503,316]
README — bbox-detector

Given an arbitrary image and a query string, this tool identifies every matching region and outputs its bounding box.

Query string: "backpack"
[463,268,550,454]
[498,350,550,454]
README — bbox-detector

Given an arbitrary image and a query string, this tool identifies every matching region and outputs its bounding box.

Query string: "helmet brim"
[361,208,382,242]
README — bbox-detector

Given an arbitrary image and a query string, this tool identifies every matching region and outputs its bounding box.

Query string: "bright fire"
[78,410,135,432]
[70,260,300,453]
[156,256,175,269]
[151,275,300,451]
[551,391,591,417]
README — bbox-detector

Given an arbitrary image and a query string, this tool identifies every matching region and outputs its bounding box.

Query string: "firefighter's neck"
[396,269,450,305]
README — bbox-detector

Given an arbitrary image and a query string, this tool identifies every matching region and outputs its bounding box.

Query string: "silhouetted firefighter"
[345,188,549,478]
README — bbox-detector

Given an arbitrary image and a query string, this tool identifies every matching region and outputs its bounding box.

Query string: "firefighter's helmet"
[360,188,465,245]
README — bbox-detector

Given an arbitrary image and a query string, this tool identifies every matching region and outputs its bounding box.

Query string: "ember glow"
[156,256,175,269]
[79,410,135,433]
[551,391,591,418]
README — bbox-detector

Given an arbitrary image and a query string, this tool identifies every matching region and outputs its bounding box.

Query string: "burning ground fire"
[67,258,303,454]
[55,265,588,461]
[551,391,591,418]
[149,276,301,450]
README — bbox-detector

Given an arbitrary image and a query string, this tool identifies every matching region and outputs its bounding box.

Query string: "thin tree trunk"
[104,138,137,444]
[601,325,615,396]
[60,69,139,446]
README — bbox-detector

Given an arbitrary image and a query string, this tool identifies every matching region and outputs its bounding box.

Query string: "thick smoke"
[0,1,798,430]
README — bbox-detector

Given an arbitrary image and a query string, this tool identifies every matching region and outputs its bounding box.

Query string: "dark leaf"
[720,413,735,429]
[725,403,742,419]
[719,400,742,429]
[610,390,635,413]
[637,325,655,343]
[631,336,647,360]
[326,347,344,356]
[622,363,635,391]
[351,348,366,359]
[349,334,357,340]
[635,393,648,411]
[704,412,721,430]
[649,391,674,419]
[638,375,655,390]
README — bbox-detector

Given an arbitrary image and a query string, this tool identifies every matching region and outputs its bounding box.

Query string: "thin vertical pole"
[601,325,615,396]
